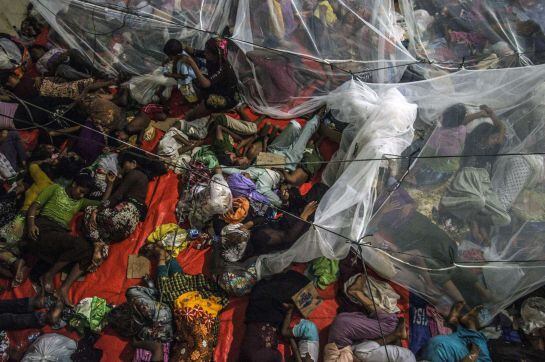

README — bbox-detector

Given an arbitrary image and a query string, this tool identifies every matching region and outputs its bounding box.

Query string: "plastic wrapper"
[31,0,414,116]
[127,67,178,105]
[21,333,77,362]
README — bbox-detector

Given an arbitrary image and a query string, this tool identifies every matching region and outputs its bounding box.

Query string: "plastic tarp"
[399,0,545,77]
[259,65,545,319]
[31,0,414,117]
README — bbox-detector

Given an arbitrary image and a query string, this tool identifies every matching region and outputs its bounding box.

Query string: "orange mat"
[1,105,408,361]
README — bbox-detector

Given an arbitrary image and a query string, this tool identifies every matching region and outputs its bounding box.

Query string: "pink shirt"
[427,125,467,156]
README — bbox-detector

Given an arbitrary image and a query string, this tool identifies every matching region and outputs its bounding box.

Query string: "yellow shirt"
[314,1,337,27]
[22,163,54,211]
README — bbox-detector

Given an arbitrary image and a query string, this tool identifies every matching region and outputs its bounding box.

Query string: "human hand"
[88,209,98,230]
[28,221,39,241]
[106,171,117,184]
[479,105,493,116]
[300,201,318,220]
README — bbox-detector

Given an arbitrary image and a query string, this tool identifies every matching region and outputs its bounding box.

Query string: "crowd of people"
[0,1,544,362]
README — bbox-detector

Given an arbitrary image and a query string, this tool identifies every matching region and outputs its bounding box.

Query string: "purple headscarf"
[227,173,270,206]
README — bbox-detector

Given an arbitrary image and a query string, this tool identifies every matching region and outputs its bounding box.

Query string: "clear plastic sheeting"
[257,79,417,277]
[399,0,545,77]
[31,0,415,116]
[259,65,545,319]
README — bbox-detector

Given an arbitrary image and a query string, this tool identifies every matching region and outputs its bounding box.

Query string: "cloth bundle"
[146,223,188,257]
[344,274,400,314]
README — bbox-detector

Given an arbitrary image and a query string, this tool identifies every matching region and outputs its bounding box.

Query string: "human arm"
[281,303,295,338]
[235,135,258,154]
[463,109,487,125]
[48,125,81,137]
[281,305,303,362]
[178,55,211,88]
[106,171,138,206]
[26,202,41,240]
[12,132,27,166]
[78,80,115,101]
[28,163,51,185]
[480,104,506,142]
[461,343,480,362]
[101,172,117,201]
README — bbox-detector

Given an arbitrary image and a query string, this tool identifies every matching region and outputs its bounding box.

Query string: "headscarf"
[205,37,228,64]
[227,173,270,206]
[222,196,250,224]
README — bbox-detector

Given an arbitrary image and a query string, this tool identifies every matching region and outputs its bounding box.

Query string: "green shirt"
[35,184,100,229]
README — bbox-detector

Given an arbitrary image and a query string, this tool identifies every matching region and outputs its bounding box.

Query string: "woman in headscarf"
[174,37,239,121]
[83,150,166,260]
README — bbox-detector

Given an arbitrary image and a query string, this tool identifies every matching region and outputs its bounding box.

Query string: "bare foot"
[30,294,46,310]
[394,318,408,340]
[56,288,74,308]
[11,260,29,288]
[40,274,55,294]
[46,299,64,325]
[446,301,465,325]
[132,340,163,361]
[347,274,373,305]
[460,305,483,330]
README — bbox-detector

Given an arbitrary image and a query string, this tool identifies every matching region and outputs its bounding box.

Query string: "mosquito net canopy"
[29,0,545,319]
[31,0,414,117]
[399,0,545,78]
[258,64,545,319]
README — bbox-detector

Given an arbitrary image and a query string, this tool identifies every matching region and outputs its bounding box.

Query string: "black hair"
[118,149,167,180]
[216,152,234,167]
[442,104,467,128]
[73,173,94,190]
[55,156,85,180]
[28,144,54,162]
[470,122,500,142]
[163,39,183,57]
[0,69,13,85]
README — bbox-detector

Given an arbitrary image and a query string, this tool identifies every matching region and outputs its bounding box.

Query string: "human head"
[204,37,228,63]
[55,154,85,181]
[118,149,167,179]
[68,173,94,200]
[441,103,467,128]
[29,45,47,62]
[1,71,20,89]
[471,123,503,146]
[20,17,40,38]
[163,38,183,60]
[233,156,250,168]
[118,150,140,175]
[29,144,57,162]
[0,129,8,143]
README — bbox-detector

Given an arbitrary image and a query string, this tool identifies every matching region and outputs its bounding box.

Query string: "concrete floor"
[0,0,30,35]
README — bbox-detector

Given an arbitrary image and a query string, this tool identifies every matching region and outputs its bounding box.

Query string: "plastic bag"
[208,174,233,215]
[0,37,22,70]
[22,334,77,362]
[127,68,177,105]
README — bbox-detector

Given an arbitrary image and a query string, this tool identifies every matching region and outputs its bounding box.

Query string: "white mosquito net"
[258,64,545,319]
[30,0,414,117]
[29,0,545,319]
[399,0,545,78]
